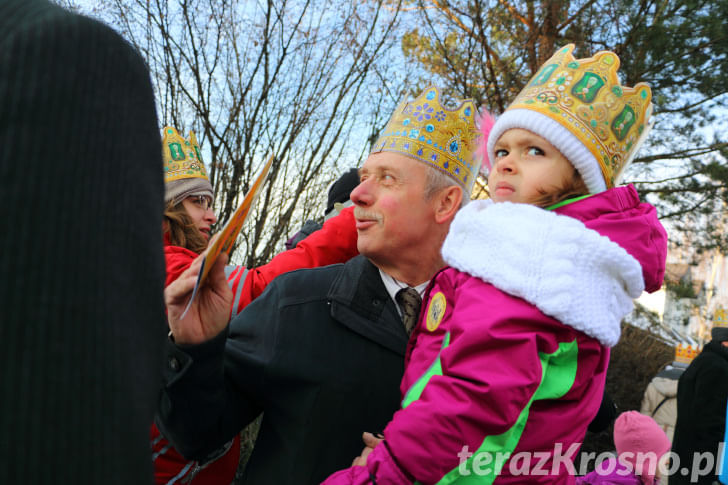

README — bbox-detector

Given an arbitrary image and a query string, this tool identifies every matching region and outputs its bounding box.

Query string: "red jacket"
[154,207,357,484]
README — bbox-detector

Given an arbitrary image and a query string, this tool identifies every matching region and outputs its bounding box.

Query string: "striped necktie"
[396,287,422,335]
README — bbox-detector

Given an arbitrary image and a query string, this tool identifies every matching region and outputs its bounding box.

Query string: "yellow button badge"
[426,292,447,332]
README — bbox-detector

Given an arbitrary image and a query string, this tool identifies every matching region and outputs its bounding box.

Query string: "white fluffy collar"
[442,200,644,347]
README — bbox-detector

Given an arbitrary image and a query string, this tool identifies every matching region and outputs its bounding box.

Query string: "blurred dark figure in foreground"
[0,1,165,483]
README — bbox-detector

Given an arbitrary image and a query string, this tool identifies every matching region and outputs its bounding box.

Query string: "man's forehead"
[361,152,423,174]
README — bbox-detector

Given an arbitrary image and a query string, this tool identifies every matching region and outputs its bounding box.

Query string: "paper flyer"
[181,154,275,317]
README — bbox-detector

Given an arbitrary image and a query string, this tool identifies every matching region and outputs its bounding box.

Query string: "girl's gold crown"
[162,126,210,184]
[504,44,653,189]
[370,86,481,193]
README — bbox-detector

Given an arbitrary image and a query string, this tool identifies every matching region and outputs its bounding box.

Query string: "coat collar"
[327,255,409,355]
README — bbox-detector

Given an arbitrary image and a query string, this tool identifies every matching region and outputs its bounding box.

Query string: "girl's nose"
[495,154,515,174]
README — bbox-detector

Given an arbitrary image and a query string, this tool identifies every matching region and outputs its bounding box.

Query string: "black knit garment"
[0,1,166,483]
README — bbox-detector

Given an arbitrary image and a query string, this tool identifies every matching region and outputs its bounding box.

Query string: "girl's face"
[181,195,217,241]
[488,129,574,204]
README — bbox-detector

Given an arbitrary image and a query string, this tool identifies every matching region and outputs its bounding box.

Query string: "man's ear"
[434,185,463,224]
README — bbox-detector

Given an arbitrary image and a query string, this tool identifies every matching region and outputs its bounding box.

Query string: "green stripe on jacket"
[401,336,579,484]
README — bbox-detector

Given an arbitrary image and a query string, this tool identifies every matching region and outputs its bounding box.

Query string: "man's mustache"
[354,207,383,223]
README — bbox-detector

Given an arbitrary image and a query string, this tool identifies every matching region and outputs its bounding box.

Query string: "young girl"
[324,45,668,484]
[154,127,359,484]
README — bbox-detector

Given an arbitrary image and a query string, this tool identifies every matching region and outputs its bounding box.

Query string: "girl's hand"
[351,432,384,467]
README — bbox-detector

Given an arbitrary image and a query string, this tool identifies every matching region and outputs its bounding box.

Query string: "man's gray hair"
[424,166,470,207]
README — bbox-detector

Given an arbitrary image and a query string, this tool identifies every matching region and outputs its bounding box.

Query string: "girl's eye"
[494,149,508,158]
[527,146,545,156]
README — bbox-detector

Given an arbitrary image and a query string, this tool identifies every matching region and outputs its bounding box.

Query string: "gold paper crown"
[674,343,699,365]
[714,306,727,327]
[162,126,210,184]
[507,44,653,188]
[370,86,480,192]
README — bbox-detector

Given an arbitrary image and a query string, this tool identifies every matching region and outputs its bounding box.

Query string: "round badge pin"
[426,292,447,332]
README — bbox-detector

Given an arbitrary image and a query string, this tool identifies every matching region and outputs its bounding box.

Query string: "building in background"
[633,246,728,346]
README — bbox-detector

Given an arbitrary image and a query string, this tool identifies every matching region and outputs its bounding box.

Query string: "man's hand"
[351,432,383,467]
[165,244,232,345]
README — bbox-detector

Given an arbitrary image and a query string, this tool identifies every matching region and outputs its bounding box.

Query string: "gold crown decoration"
[674,343,699,365]
[505,44,653,188]
[162,126,210,184]
[713,306,727,327]
[370,86,481,192]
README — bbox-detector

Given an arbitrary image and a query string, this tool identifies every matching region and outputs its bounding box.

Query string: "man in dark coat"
[0,1,165,483]
[670,326,728,484]
[158,87,480,484]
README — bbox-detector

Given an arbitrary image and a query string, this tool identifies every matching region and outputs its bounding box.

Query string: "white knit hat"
[486,109,607,194]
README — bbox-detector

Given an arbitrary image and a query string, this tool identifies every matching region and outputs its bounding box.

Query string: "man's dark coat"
[158,255,409,484]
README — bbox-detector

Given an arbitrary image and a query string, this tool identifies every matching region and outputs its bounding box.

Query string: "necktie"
[396,287,422,336]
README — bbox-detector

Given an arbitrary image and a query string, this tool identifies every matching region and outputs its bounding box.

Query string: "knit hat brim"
[326,168,360,214]
[165,178,214,206]
[486,109,607,194]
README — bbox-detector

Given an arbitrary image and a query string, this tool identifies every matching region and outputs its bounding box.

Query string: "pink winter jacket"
[324,185,667,485]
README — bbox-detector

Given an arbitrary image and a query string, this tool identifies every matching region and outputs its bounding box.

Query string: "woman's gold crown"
[162,126,210,183]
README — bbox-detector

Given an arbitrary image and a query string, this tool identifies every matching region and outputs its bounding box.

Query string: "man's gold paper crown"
[370,86,480,192]
[674,343,699,364]
[162,126,210,184]
[506,44,653,188]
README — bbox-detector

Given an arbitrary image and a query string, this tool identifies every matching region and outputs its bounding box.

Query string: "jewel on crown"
[370,86,481,193]
[162,126,210,183]
[507,44,653,188]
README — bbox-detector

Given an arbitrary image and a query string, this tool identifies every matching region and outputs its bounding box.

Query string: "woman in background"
[155,126,359,484]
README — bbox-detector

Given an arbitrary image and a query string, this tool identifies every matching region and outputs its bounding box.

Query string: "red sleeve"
[163,206,356,316]
[164,245,198,288]
[230,206,358,315]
